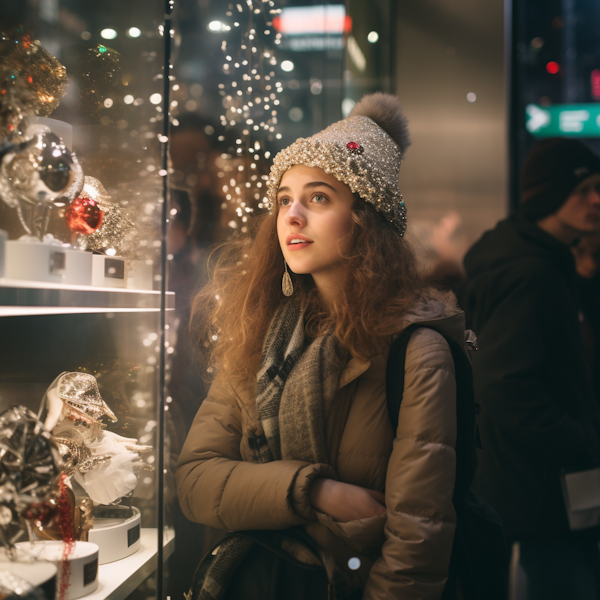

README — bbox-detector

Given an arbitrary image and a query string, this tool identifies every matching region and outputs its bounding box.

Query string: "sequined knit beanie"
[266,93,411,236]
[520,138,600,221]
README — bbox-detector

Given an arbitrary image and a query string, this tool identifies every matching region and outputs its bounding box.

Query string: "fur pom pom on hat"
[349,92,411,155]
[266,93,410,236]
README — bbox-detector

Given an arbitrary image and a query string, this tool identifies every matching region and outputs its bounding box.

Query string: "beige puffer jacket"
[176,295,466,600]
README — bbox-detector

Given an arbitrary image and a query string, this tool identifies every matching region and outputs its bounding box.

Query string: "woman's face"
[276,165,355,283]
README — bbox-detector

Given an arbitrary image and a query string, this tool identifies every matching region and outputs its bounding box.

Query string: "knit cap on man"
[520,138,600,221]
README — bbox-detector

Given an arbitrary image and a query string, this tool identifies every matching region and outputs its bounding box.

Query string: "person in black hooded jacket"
[463,138,600,600]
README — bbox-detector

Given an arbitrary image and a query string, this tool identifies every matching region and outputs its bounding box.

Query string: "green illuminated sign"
[526,103,600,138]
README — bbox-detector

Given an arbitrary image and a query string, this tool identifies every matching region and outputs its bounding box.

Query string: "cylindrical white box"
[14,541,99,600]
[88,506,142,564]
[0,551,57,599]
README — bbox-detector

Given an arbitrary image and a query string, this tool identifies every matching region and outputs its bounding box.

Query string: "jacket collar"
[512,215,577,276]
[338,356,372,389]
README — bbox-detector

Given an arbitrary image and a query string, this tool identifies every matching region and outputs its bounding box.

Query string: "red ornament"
[346,141,364,154]
[65,197,104,234]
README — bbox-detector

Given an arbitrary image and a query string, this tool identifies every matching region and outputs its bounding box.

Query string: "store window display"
[0,2,174,599]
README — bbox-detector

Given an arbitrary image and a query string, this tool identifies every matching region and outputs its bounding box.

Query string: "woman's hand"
[308,478,386,522]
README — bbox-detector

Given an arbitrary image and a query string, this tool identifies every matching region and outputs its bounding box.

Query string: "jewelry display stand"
[88,507,142,565]
[13,541,99,600]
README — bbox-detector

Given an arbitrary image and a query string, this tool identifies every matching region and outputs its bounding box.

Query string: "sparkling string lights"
[214,0,284,232]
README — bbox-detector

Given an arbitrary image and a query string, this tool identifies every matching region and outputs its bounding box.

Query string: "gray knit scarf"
[193,299,355,600]
[255,298,350,464]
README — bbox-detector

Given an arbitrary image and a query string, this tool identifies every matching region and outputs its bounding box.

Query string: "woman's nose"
[284,201,307,227]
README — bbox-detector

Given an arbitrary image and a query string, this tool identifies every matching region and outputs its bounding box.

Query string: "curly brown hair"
[190,198,424,382]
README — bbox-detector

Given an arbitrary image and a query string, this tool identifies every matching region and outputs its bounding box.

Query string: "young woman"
[176,94,465,600]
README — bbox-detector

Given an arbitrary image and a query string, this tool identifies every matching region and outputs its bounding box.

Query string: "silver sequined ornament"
[0,124,83,239]
[58,372,118,425]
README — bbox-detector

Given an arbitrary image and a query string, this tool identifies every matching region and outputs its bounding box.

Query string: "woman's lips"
[286,234,313,250]
[288,241,312,251]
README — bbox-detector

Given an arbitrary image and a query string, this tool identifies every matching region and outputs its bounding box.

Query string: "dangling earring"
[282,260,293,296]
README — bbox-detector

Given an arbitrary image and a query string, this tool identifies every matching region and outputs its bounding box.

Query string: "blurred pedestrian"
[463,138,600,600]
[573,233,600,404]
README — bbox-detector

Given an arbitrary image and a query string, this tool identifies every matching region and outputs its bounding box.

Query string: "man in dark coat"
[463,138,600,600]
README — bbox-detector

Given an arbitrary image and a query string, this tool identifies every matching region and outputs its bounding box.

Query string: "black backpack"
[386,325,508,600]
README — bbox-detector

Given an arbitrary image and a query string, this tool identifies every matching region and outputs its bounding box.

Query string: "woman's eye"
[279,197,291,206]
[312,194,327,203]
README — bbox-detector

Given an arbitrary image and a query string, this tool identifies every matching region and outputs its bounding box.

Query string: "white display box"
[13,541,99,600]
[0,229,6,279]
[5,240,68,283]
[91,255,126,288]
[64,249,93,286]
[88,507,141,565]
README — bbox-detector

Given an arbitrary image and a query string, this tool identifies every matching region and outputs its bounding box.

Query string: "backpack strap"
[386,326,478,499]
[386,324,421,433]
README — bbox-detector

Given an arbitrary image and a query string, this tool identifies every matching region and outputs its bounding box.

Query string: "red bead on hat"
[346,141,364,154]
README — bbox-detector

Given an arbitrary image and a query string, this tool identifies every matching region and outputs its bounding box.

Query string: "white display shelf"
[85,528,175,600]
[0,279,174,317]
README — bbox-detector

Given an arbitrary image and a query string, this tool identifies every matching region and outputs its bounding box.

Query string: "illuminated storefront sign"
[273,5,352,52]
[526,103,600,138]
